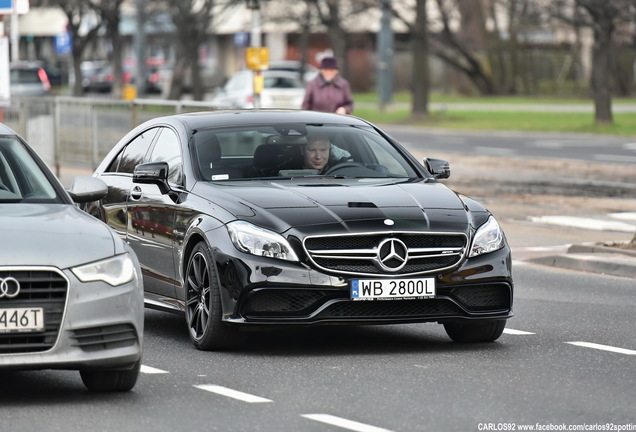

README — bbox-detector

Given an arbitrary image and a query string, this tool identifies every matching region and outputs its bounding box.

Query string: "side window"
[149,127,183,185]
[106,128,158,173]
[365,138,413,177]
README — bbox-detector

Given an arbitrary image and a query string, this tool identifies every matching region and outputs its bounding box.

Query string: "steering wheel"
[323,162,366,175]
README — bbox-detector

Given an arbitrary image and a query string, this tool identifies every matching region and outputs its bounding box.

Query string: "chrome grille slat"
[303,231,468,276]
[0,267,68,354]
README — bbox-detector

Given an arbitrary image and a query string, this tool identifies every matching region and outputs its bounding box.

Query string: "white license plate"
[351,278,435,300]
[0,307,44,333]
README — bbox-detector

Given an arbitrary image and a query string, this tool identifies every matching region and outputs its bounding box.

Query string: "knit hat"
[319,56,338,69]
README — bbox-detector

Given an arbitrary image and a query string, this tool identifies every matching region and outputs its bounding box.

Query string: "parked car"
[0,123,144,391]
[268,59,319,83]
[210,70,306,109]
[82,110,514,351]
[9,62,51,97]
[83,60,162,94]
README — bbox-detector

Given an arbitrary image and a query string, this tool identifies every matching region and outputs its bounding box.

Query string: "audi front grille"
[0,268,68,354]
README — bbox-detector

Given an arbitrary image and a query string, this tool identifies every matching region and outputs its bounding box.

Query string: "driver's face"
[303,139,330,172]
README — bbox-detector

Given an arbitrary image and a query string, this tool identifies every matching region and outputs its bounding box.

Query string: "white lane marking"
[566,341,636,355]
[609,212,636,222]
[593,154,636,163]
[193,385,273,403]
[504,328,535,335]
[141,365,169,374]
[622,142,636,150]
[514,245,572,252]
[302,414,394,432]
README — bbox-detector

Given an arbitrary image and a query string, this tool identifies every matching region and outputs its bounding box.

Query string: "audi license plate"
[0,307,44,333]
[351,278,435,300]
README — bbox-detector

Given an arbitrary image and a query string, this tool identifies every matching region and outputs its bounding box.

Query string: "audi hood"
[1,204,119,268]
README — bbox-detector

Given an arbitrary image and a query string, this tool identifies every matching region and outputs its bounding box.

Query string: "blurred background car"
[9,62,51,97]
[82,59,163,95]
[210,69,306,109]
[268,60,318,83]
[0,123,144,392]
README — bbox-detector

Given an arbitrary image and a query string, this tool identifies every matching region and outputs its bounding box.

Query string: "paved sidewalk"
[529,243,636,279]
[516,213,635,278]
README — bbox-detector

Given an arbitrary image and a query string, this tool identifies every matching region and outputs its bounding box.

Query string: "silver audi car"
[0,123,144,392]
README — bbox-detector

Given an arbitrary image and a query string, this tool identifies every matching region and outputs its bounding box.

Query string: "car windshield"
[192,123,420,181]
[0,136,62,203]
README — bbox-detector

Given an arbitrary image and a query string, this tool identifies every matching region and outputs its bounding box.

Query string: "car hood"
[0,204,117,268]
[197,179,483,235]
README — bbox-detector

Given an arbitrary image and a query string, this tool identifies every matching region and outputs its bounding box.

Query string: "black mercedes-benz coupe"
[83,110,513,350]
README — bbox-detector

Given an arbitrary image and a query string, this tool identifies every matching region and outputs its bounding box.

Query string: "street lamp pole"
[377,0,394,110]
[134,0,147,98]
[247,0,263,108]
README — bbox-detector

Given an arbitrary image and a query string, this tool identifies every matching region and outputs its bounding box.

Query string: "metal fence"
[1,96,218,177]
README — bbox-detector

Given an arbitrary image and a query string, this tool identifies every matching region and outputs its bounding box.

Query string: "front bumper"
[213,239,513,326]
[0,266,144,371]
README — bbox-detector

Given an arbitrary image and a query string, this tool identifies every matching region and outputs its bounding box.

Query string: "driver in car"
[301,133,351,174]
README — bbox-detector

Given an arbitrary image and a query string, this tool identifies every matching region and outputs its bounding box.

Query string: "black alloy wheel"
[185,242,237,350]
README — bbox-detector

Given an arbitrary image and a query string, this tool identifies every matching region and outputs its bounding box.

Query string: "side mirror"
[67,176,108,203]
[133,162,171,194]
[423,158,451,179]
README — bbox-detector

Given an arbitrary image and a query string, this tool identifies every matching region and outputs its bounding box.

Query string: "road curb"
[529,244,636,278]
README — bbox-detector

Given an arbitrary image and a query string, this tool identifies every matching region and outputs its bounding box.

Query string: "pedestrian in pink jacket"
[301,56,353,114]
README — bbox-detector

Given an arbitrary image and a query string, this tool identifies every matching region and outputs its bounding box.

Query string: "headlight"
[469,216,505,257]
[227,221,299,262]
[72,253,136,286]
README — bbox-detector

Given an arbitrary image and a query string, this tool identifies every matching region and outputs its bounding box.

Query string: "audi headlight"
[469,216,505,257]
[227,221,299,262]
[72,253,136,286]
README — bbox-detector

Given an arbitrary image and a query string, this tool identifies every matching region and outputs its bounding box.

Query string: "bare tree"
[162,0,239,100]
[91,0,125,98]
[393,0,430,118]
[552,0,633,125]
[41,0,103,96]
[429,0,497,95]
[308,0,350,76]
[307,0,374,78]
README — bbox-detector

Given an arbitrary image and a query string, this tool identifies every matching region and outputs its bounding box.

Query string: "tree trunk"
[411,0,429,118]
[579,1,617,125]
[590,26,613,124]
[168,55,187,100]
[107,17,124,99]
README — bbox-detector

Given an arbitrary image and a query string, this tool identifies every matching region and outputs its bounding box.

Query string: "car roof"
[152,110,373,131]
[0,123,17,135]
[269,60,318,71]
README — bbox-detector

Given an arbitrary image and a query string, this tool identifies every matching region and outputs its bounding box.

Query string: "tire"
[185,242,238,351]
[80,359,141,392]
[443,320,506,343]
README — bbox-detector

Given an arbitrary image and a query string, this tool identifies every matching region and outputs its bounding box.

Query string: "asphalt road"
[1,263,634,432]
[381,125,636,166]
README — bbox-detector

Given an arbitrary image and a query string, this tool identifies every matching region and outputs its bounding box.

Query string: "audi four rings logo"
[376,238,408,272]
[0,277,20,298]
